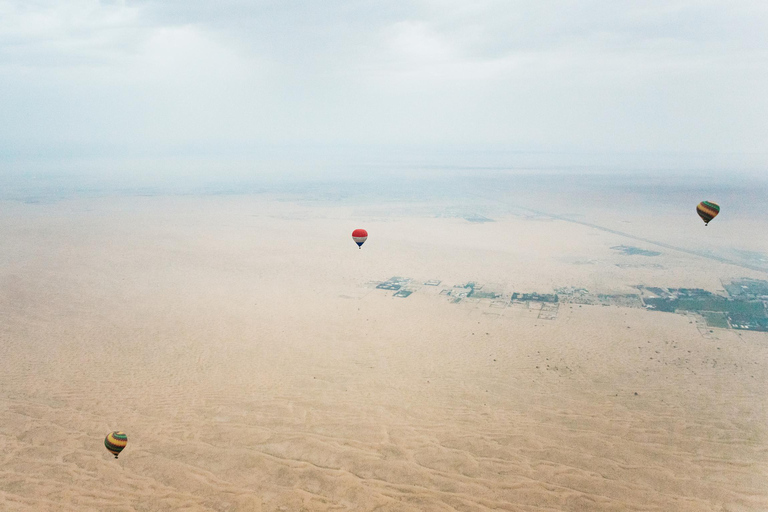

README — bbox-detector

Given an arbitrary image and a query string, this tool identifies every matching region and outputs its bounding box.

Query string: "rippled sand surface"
[0,196,766,511]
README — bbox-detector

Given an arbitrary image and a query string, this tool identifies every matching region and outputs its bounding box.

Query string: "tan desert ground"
[1,189,767,511]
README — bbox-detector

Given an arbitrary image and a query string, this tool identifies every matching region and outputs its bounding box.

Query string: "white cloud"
[0,0,145,67]
[0,0,766,162]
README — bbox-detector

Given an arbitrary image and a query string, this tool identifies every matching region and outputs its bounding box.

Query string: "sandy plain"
[0,193,766,511]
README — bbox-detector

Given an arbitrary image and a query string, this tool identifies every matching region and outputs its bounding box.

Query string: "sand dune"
[0,196,766,511]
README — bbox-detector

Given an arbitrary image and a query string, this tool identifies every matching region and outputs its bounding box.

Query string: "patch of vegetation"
[472,291,500,299]
[702,312,729,329]
[464,215,494,223]
[724,278,768,298]
[611,245,661,256]
[511,293,558,303]
[645,293,768,331]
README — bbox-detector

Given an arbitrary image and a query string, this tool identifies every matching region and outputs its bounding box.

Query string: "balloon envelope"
[696,201,720,225]
[352,229,368,248]
[105,431,127,459]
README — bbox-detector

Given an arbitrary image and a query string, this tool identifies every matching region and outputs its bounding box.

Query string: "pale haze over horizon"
[1,0,767,181]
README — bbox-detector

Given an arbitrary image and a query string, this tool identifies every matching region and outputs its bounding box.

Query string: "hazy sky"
[1,0,766,166]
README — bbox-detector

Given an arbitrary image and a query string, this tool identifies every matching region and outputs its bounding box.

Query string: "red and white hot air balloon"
[352,229,368,249]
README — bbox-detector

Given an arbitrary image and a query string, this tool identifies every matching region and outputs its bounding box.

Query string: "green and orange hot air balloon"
[105,431,128,459]
[696,201,720,226]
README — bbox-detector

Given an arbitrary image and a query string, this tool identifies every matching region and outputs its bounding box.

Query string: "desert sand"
[0,194,766,511]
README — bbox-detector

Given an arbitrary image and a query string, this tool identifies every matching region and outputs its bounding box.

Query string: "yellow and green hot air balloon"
[696,201,720,226]
[105,431,128,459]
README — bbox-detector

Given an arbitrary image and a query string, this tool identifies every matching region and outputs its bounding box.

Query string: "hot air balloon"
[105,431,127,459]
[352,229,368,249]
[696,201,720,226]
